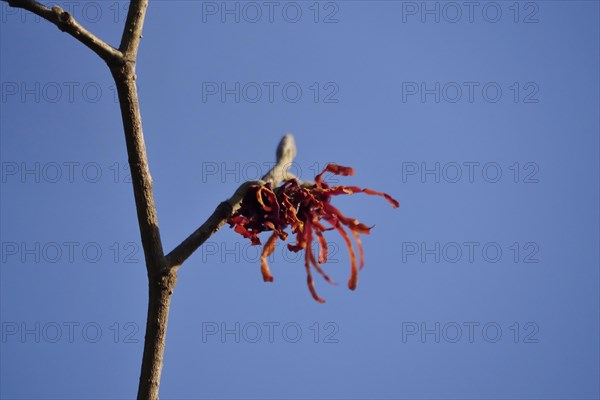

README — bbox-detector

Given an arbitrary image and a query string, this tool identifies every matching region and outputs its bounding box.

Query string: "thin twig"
[3,0,122,64]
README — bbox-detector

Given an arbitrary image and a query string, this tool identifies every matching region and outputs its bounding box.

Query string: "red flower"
[228,163,399,303]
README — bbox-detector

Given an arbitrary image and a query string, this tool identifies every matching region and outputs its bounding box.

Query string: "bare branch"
[110,67,165,273]
[137,268,176,400]
[119,0,148,58]
[3,0,122,63]
[166,134,298,269]
[110,60,168,400]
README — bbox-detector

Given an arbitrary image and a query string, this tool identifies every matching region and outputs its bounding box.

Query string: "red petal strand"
[349,228,365,269]
[233,224,250,237]
[314,169,326,188]
[229,215,248,225]
[344,219,371,234]
[344,186,400,208]
[263,221,276,231]
[315,163,355,187]
[287,223,308,252]
[267,189,281,216]
[314,226,329,263]
[324,203,372,234]
[325,186,356,196]
[304,227,326,303]
[288,243,304,252]
[281,195,300,225]
[306,274,325,303]
[306,224,334,284]
[234,224,261,245]
[260,232,278,282]
[334,223,358,290]
[362,188,399,208]
[256,185,279,213]
[309,249,335,285]
[326,163,355,176]
[313,220,334,232]
[255,186,272,211]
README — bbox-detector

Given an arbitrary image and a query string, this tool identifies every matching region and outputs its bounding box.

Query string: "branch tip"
[276,133,297,162]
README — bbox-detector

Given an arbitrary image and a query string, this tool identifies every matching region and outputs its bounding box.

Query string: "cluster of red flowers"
[228,163,399,303]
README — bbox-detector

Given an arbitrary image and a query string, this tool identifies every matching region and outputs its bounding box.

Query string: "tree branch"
[109,55,166,400]
[110,66,165,273]
[119,0,148,59]
[3,0,122,64]
[105,3,164,399]
[137,267,175,400]
[165,134,298,269]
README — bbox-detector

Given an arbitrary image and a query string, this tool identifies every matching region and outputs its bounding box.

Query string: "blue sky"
[1,1,599,399]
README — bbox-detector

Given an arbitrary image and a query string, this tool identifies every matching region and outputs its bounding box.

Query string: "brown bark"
[137,268,177,399]
[110,63,165,273]
[110,62,169,400]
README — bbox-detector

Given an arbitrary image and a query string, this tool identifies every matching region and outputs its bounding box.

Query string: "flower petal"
[333,223,358,290]
[313,224,329,263]
[256,185,278,212]
[344,186,400,208]
[305,248,326,303]
[315,163,355,187]
[309,251,335,285]
[324,203,372,234]
[260,232,278,282]
[349,228,365,269]
[234,224,261,245]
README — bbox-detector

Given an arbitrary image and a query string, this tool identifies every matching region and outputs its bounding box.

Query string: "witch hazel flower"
[228,163,399,303]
